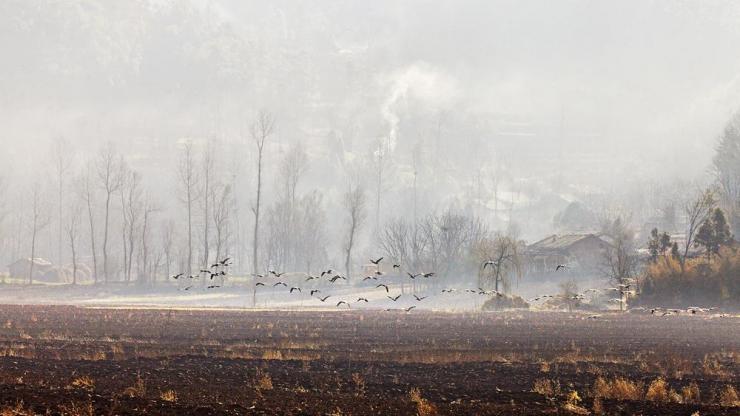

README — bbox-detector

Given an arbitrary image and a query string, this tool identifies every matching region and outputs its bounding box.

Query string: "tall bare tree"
[249,110,274,305]
[78,163,99,283]
[177,140,200,279]
[95,143,125,283]
[600,216,637,310]
[138,193,158,285]
[211,183,233,272]
[343,182,367,280]
[475,233,522,294]
[160,219,176,283]
[712,113,740,237]
[122,169,142,282]
[66,204,80,285]
[683,189,716,264]
[51,138,72,268]
[28,183,49,284]
[201,140,215,268]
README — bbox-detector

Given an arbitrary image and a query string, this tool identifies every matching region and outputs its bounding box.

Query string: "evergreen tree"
[670,242,680,259]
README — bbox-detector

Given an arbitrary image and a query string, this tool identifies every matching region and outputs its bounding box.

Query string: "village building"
[523,234,613,279]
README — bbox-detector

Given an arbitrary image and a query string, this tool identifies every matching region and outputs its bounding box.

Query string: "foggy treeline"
[1,1,740,286]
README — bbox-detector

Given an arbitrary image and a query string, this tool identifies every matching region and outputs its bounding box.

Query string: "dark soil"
[0,305,737,415]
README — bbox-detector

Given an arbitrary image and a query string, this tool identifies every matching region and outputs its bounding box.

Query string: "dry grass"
[0,402,34,416]
[159,389,177,402]
[717,385,739,407]
[351,373,366,397]
[645,378,669,402]
[593,376,643,401]
[532,378,560,397]
[122,374,146,398]
[561,390,589,415]
[592,397,603,415]
[256,369,273,391]
[681,382,701,404]
[409,387,438,416]
[58,401,94,416]
[68,375,95,391]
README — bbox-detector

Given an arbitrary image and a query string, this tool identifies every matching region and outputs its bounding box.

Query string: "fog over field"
[0,1,739,309]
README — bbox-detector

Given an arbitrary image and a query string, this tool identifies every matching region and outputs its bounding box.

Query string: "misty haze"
[0,1,738,415]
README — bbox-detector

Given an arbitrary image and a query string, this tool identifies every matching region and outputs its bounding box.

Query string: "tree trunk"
[102,193,111,283]
[252,147,263,307]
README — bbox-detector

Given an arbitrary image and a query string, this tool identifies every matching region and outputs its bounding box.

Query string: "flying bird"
[376,284,389,293]
[555,264,568,271]
[336,301,350,308]
[393,264,401,269]
[270,270,285,278]
[219,257,231,265]
[183,285,193,291]
[441,289,456,293]
[207,285,220,289]
[273,282,287,287]
[422,272,435,278]
[330,275,346,283]
[482,260,499,269]
[290,287,301,293]
[320,269,333,277]
[370,257,384,265]
[404,306,416,312]
[310,289,321,296]
[387,294,402,302]
[171,273,184,280]
[407,272,419,279]
[318,295,331,302]
[362,276,376,281]
[357,297,369,303]
[255,282,265,287]
[413,295,427,301]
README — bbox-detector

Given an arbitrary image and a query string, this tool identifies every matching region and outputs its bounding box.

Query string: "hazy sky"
[2,0,739,188]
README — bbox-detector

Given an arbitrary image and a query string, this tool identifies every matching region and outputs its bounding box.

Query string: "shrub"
[593,376,643,401]
[409,387,437,416]
[159,390,177,402]
[640,247,739,306]
[646,378,670,403]
[717,385,740,407]
[533,378,559,397]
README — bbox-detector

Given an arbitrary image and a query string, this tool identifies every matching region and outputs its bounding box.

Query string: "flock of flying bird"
[251,257,433,311]
[170,259,724,315]
[170,257,232,291]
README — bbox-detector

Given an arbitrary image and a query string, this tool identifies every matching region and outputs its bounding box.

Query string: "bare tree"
[28,183,50,284]
[249,110,275,305]
[475,233,522,294]
[160,219,176,283]
[371,137,392,236]
[211,183,233,273]
[51,137,72,268]
[683,189,716,264]
[712,112,740,237]
[600,216,637,310]
[177,140,200,279]
[122,170,143,282]
[280,142,308,207]
[201,140,215,268]
[77,163,99,283]
[66,205,80,285]
[138,193,158,285]
[95,142,125,283]
[343,182,367,280]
